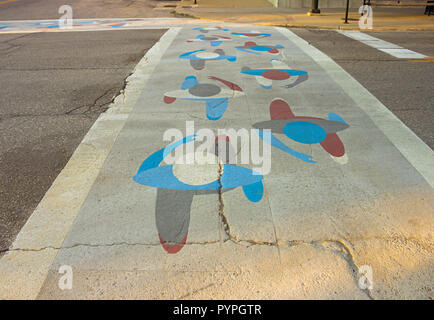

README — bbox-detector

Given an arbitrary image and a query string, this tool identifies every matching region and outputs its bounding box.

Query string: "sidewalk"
[176,0,434,31]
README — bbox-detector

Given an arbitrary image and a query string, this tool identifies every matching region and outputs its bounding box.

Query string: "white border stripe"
[0,18,212,34]
[0,27,181,300]
[278,27,434,188]
[337,30,426,59]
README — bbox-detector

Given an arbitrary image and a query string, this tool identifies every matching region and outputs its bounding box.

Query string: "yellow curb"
[409,59,434,62]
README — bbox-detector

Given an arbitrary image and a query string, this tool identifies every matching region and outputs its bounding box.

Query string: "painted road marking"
[337,30,427,59]
[0,27,180,299]
[0,18,215,34]
[410,56,434,63]
[286,27,433,187]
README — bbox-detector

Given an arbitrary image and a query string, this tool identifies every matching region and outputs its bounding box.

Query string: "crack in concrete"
[178,282,216,300]
[210,157,373,299]
[222,236,375,300]
[217,161,231,244]
[3,235,426,253]
[0,241,162,253]
[8,234,432,299]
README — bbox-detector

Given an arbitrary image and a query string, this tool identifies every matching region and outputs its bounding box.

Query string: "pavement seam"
[3,234,429,252]
[5,235,432,299]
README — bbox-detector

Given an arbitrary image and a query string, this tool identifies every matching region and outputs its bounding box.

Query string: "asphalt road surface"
[0,29,167,255]
[0,0,178,20]
[0,0,175,257]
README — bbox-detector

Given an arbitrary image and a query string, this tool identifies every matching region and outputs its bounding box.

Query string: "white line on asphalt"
[0,18,215,34]
[0,27,181,300]
[337,30,427,59]
[279,27,433,188]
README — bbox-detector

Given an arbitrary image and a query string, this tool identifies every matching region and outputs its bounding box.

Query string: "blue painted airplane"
[163,75,245,121]
[133,135,263,253]
[179,49,236,70]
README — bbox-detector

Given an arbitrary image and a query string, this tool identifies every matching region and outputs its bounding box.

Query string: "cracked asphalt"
[0,29,167,257]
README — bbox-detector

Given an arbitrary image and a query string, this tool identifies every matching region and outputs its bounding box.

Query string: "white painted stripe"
[0,27,181,300]
[0,20,252,35]
[361,39,403,49]
[278,27,434,188]
[0,18,184,22]
[339,31,378,41]
[379,48,426,59]
[337,30,427,59]
[0,18,210,34]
